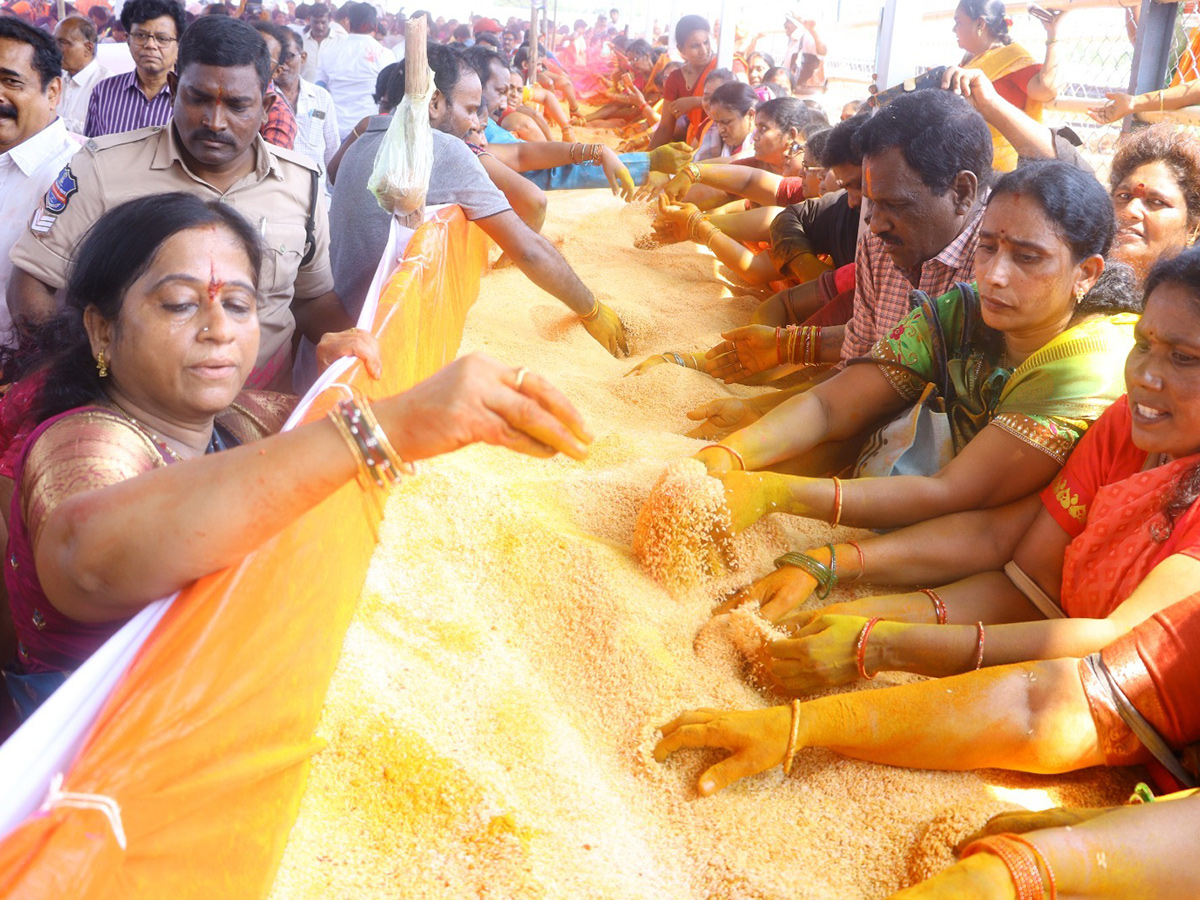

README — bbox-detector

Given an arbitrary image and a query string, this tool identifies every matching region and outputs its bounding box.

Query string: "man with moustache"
[836,89,992,365]
[0,17,78,343]
[8,16,373,392]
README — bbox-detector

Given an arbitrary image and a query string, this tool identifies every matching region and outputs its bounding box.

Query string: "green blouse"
[868,283,1137,464]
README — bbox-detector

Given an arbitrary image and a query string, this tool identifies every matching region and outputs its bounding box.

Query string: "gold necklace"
[106,399,187,462]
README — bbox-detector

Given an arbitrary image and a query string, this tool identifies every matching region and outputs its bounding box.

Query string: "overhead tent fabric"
[0,207,490,899]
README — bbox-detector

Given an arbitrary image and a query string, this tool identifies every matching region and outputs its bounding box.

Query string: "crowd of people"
[1,0,1199,894]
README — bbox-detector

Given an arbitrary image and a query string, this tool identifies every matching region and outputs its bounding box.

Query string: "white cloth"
[316,34,395,142]
[301,29,344,82]
[58,59,111,135]
[0,118,81,342]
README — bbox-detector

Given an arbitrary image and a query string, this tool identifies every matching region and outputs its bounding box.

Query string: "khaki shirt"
[10,125,335,389]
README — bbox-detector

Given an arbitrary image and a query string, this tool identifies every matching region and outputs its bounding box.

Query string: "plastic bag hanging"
[368,58,434,215]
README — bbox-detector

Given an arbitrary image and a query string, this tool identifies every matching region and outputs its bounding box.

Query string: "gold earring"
[1074,287,1085,302]
[96,349,108,378]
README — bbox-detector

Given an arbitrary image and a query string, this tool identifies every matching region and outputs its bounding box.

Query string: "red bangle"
[973,621,985,670]
[855,616,882,680]
[920,588,947,625]
[960,834,1050,900]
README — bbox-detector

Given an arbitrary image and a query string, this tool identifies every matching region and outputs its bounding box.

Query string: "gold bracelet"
[683,162,702,183]
[581,297,601,320]
[328,406,372,488]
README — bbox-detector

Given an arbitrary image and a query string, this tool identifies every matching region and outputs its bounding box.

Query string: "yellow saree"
[967,41,1042,172]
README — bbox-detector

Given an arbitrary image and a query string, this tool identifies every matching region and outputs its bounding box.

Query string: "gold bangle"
[581,297,601,320]
[782,698,802,776]
[328,406,371,486]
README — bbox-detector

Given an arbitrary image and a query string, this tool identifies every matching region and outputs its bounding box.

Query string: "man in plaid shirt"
[832,90,993,365]
[251,21,298,150]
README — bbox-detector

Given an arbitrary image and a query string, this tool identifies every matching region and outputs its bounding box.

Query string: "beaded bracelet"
[1005,834,1058,900]
[972,621,986,670]
[782,697,802,776]
[855,616,882,680]
[774,550,837,600]
[920,587,947,625]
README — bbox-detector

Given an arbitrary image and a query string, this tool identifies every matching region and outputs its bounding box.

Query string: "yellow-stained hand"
[315,327,383,379]
[715,470,784,533]
[599,147,636,201]
[654,196,700,243]
[767,613,870,695]
[705,325,782,383]
[634,171,670,202]
[685,398,761,441]
[712,564,818,621]
[647,141,695,175]
[1089,91,1134,124]
[581,301,630,357]
[884,853,1016,900]
[654,705,792,796]
[625,353,673,376]
[956,807,1116,854]
[662,170,695,204]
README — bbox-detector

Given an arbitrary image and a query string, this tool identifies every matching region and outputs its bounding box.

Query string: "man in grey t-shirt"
[331,127,511,317]
[329,42,627,357]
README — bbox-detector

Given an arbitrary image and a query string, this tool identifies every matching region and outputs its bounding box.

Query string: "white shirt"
[287,78,340,196]
[0,119,81,341]
[301,29,344,82]
[316,33,395,142]
[59,59,111,135]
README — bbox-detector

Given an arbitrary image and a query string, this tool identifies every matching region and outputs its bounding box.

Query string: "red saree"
[1080,592,1200,788]
[1041,398,1200,619]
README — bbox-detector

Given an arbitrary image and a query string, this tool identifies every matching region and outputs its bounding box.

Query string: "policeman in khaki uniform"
[7,15,376,392]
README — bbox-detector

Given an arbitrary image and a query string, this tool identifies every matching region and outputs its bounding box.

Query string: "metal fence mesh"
[820,4,1158,181]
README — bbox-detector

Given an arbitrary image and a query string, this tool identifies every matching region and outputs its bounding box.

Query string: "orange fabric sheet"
[0,207,490,899]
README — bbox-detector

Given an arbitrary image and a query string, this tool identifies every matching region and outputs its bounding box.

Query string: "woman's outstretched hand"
[654,705,792,795]
[705,325,784,383]
[686,398,761,441]
[766,613,871,695]
[714,470,781,533]
[712,564,818,621]
[380,353,592,462]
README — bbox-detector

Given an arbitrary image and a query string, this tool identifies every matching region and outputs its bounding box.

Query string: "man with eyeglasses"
[83,0,184,137]
[249,20,299,150]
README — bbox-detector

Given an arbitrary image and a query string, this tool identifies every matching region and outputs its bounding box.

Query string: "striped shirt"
[840,205,983,365]
[83,70,173,138]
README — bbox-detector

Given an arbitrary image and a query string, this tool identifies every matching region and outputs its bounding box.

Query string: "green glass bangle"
[774,549,838,600]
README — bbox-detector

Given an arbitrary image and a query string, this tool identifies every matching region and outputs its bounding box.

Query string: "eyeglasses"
[130,30,178,46]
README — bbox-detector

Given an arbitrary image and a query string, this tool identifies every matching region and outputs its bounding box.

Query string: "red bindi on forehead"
[208,261,224,302]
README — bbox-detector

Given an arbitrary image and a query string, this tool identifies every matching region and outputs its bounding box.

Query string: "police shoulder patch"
[43,165,78,215]
[30,165,79,235]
